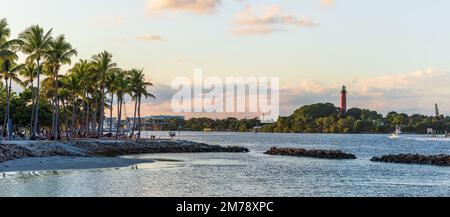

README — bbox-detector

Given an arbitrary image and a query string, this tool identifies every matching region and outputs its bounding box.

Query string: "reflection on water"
[2,132,450,197]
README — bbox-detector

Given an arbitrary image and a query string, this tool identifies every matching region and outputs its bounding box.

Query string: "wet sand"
[0,156,153,173]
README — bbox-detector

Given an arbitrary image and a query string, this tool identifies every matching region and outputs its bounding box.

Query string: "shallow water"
[1,132,450,197]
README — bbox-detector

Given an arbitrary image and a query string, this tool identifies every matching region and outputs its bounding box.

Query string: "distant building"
[259,113,275,124]
[131,115,185,126]
[260,119,275,124]
[147,115,185,121]
[435,103,440,118]
[340,86,347,113]
[103,117,118,129]
[103,115,185,131]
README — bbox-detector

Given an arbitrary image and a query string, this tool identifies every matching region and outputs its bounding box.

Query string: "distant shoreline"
[152,130,430,135]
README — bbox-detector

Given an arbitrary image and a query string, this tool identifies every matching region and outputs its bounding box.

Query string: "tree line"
[148,117,261,132]
[151,103,449,134]
[0,18,154,140]
[262,103,449,134]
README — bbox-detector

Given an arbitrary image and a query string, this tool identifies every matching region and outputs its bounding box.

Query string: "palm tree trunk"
[57,98,61,140]
[3,79,11,140]
[29,80,35,139]
[3,79,9,139]
[2,79,8,139]
[131,97,138,137]
[115,97,122,139]
[55,69,61,140]
[71,100,77,138]
[109,93,114,136]
[51,68,57,140]
[137,96,142,140]
[62,100,69,140]
[91,107,96,135]
[51,97,56,139]
[8,78,12,140]
[92,93,98,136]
[80,99,86,137]
[85,101,90,136]
[97,87,106,137]
[32,59,41,140]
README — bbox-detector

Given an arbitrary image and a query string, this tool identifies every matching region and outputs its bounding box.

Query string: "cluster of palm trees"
[0,18,154,140]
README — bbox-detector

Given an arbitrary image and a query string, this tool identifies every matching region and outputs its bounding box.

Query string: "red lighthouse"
[340,86,347,113]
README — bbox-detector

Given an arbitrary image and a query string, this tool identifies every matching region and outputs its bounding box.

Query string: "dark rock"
[371,154,450,166]
[0,144,34,163]
[264,147,357,160]
[72,140,249,157]
[0,140,249,164]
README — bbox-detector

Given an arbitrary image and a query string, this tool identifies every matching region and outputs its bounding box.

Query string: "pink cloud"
[147,0,221,14]
[320,0,336,7]
[232,5,318,35]
[231,26,276,35]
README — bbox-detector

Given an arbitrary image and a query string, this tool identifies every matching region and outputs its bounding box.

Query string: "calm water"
[1,132,450,197]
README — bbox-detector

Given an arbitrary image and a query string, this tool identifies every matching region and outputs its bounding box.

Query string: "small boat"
[253,126,262,134]
[390,125,402,139]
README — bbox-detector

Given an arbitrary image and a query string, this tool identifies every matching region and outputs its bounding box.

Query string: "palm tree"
[128,69,141,137]
[1,19,161,141]
[128,69,155,139]
[91,51,118,137]
[0,59,23,139]
[114,70,130,139]
[0,18,21,63]
[58,78,72,140]
[41,64,57,99]
[61,72,82,138]
[68,60,95,137]
[106,69,119,136]
[0,18,22,139]
[19,25,53,139]
[84,77,97,137]
[45,35,77,139]
[18,63,38,136]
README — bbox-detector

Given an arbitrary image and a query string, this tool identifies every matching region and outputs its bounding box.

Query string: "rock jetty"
[0,139,249,163]
[71,140,249,157]
[265,147,357,160]
[371,154,450,166]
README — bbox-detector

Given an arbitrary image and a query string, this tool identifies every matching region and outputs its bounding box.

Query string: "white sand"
[0,156,154,173]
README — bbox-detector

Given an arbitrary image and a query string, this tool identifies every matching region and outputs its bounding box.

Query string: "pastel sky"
[2,0,450,118]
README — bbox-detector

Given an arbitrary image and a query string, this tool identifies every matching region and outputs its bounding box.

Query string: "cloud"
[136,34,165,41]
[232,5,318,35]
[115,69,450,119]
[146,83,177,104]
[281,68,450,115]
[231,26,277,35]
[355,69,444,93]
[147,0,221,14]
[320,0,335,7]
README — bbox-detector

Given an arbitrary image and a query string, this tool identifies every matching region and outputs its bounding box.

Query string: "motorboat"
[390,125,402,139]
